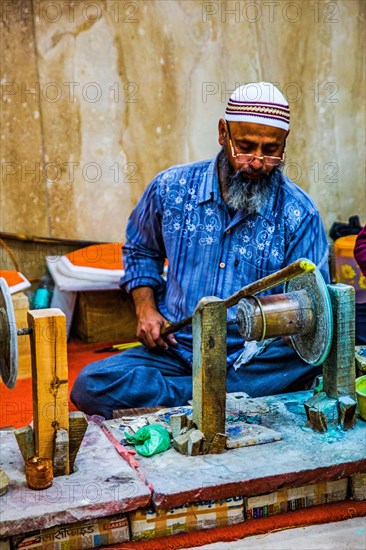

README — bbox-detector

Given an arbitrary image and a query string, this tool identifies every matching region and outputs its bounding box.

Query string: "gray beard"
[217,147,273,214]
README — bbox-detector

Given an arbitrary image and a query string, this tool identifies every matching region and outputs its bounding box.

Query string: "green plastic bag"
[124,424,171,457]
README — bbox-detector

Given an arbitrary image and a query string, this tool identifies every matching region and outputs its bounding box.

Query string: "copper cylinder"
[25,457,53,490]
[237,290,315,341]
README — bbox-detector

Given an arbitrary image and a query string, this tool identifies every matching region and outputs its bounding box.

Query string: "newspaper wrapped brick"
[130,497,244,541]
[245,478,348,518]
[12,513,130,549]
[350,473,366,500]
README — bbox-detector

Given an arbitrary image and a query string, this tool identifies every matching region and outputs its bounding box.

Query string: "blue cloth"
[71,156,330,418]
[71,339,321,419]
[121,157,330,353]
[356,303,366,344]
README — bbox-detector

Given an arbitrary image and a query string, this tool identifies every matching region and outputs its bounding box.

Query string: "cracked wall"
[1,0,365,242]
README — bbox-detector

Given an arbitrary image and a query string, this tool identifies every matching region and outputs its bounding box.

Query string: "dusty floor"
[187,517,366,549]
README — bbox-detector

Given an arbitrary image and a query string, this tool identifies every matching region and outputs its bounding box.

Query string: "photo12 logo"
[201,2,340,24]
[1,161,139,185]
[1,1,139,24]
[1,81,139,105]
[201,81,339,104]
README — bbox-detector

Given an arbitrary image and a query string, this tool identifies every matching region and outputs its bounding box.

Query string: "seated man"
[71,82,330,419]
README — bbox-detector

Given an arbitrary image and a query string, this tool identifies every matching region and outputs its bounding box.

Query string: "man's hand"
[131,287,177,350]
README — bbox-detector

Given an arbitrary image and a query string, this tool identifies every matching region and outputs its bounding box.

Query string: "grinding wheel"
[0,278,18,388]
[286,268,333,366]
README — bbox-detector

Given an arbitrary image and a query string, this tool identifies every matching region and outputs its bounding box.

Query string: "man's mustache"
[231,166,268,183]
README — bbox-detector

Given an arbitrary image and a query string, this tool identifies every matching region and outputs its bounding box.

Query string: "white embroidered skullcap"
[225,82,290,131]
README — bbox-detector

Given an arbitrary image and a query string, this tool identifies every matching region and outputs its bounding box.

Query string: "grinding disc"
[0,278,18,388]
[286,268,333,366]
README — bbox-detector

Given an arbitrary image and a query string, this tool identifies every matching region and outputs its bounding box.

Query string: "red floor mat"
[0,341,117,428]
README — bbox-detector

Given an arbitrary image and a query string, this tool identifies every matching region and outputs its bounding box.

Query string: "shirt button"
[219,262,225,268]
[225,229,231,234]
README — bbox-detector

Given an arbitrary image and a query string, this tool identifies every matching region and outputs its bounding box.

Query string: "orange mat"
[0,340,116,428]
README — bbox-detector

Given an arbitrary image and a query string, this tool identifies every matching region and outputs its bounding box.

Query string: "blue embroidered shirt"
[121,157,330,357]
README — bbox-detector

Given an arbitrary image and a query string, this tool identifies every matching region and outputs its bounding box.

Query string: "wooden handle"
[161,258,315,337]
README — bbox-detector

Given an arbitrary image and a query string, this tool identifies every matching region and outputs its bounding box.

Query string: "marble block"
[104,391,366,509]
[0,421,151,538]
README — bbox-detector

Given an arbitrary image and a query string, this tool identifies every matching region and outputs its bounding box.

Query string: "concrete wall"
[1,0,365,241]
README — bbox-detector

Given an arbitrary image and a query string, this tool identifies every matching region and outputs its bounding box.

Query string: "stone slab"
[104,391,366,509]
[0,421,151,537]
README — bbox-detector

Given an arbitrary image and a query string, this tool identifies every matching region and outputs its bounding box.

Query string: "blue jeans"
[71,339,320,419]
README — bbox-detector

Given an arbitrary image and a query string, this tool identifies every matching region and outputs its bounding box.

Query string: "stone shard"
[308,407,328,433]
[13,425,35,462]
[0,467,9,496]
[337,396,356,430]
[304,391,327,420]
[69,412,88,472]
[187,430,205,456]
[172,428,196,455]
[53,428,70,477]
[208,433,227,454]
[307,397,338,433]
[170,414,188,439]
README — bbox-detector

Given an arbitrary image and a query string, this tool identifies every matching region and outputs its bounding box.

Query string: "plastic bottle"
[32,273,54,309]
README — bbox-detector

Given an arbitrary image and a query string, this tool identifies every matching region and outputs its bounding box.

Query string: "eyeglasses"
[226,122,285,167]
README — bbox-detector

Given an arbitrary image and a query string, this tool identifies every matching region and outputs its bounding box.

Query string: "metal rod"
[17,328,33,336]
[161,258,316,337]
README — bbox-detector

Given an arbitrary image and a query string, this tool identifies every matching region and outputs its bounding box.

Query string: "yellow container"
[355,375,366,421]
[334,236,366,303]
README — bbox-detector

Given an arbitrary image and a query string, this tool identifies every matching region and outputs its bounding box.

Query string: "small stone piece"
[172,428,196,455]
[187,417,195,430]
[53,428,70,476]
[129,419,148,433]
[308,407,328,433]
[170,414,188,438]
[337,396,356,430]
[69,412,88,472]
[0,467,9,496]
[303,391,327,420]
[187,430,205,456]
[208,433,228,454]
[308,397,338,433]
[13,426,35,462]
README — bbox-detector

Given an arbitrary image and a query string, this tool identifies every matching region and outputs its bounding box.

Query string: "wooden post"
[323,285,356,398]
[192,297,227,447]
[28,309,69,466]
